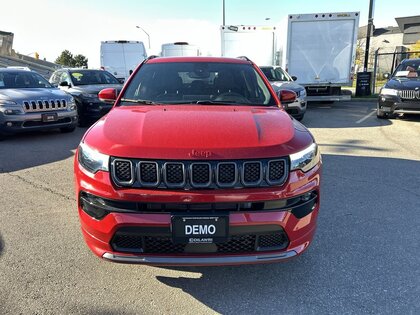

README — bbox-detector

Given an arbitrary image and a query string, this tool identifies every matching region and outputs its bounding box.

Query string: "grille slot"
[139,162,159,186]
[190,163,211,187]
[267,160,286,184]
[258,233,288,250]
[164,163,185,187]
[216,162,237,187]
[112,159,134,185]
[23,99,68,112]
[242,162,263,186]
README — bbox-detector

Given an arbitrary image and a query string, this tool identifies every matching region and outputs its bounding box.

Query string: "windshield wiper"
[120,98,158,105]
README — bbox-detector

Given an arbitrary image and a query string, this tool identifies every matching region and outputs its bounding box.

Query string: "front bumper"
[0,110,78,134]
[378,95,420,114]
[75,158,321,266]
[79,98,113,119]
[284,96,307,117]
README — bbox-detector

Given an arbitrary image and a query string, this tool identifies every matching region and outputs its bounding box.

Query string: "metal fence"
[372,50,420,93]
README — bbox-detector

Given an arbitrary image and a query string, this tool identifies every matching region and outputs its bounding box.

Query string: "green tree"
[55,50,75,67]
[409,40,420,58]
[73,54,88,68]
[55,50,88,67]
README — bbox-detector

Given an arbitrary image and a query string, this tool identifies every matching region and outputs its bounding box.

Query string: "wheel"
[60,125,76,133]
[377,106,394,119]
[294,114,304,121]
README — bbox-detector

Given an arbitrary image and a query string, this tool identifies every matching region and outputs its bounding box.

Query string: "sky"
[1,0,419,68]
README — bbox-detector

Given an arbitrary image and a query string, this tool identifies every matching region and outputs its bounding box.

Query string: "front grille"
[398,90,419,100]
[23,99,67,112]
[110,158,289,189]
[111,228,289,254]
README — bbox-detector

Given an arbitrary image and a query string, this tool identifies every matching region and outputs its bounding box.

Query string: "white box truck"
[285,12,360,101]
[100,40,147,81]
[221,25,277,66]
[161,42,200,57]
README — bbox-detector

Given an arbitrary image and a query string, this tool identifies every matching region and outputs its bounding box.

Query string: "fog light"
[80,193,109,220]
[301,192,312,201]
[6,122,12,127]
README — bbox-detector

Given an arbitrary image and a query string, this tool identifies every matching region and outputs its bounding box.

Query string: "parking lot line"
[356,109,376,124]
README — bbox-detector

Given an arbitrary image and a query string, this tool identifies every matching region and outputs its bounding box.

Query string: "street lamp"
[136,26,151,49]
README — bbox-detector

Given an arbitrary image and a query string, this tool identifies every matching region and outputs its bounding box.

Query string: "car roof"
[0,68,37,73]
[146,56,252,64]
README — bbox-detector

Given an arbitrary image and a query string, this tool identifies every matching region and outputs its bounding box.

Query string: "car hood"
[0,88,72,102]
[385,78,420,90]
[83,105,313,159]
[71,84,123,95]
[270,81,304,92]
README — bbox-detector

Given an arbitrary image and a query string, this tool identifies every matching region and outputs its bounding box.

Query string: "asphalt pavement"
[0,101,419,314]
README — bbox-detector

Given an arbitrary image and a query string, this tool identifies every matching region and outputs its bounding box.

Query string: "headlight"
[81,93,98,99]
[290,143,321,172]
[78,142,109,173]
[380,88,398,96]
[68,97,76,111]
[0,100,17,106]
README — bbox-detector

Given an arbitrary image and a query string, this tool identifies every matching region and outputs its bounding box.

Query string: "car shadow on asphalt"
[154,154,420,314]
[301,101,394,129]
[0,127,87,173]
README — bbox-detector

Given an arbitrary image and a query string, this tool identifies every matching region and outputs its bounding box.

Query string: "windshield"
[261,67,292,82]
[0,71,53,89]
[70,70,120,85]
[121,62,276,106]
[393,60,420,78]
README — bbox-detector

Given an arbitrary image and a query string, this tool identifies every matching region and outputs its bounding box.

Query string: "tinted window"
[0,71,53,89]
[122,62,276,106]
[394,60,420,78]
[261,67,291,82]
[70,70,120,85]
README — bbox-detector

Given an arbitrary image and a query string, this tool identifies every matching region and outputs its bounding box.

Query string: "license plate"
[42,113,58,122]
[171,215,229,244]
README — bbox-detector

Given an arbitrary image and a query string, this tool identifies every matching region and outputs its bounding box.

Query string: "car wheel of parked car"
[377,106,393,119]
[60,126,76,133]
[294,114,304,121]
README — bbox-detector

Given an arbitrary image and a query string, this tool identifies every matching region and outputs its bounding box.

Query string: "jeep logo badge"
[188,149,213,158]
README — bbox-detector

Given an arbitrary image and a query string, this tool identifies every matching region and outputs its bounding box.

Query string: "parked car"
[74,56,322,266]
[260,66,307,121]
[49,68,123,126]
[0,68,77,140]
[377,58,420,119]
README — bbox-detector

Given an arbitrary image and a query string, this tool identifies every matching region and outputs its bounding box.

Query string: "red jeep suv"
[74,56,321,265]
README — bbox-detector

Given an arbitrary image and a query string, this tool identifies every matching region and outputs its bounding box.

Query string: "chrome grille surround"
[23,99,67,112]
[398,90,419,100]
[110,157,289,190]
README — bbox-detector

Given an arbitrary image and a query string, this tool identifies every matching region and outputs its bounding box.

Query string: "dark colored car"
[377,58,420,119]
[0,68,77,139]
[74,56,322,266]
[49,69,123,126]
[260,66,307,121]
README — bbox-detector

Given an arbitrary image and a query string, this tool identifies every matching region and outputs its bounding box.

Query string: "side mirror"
[279,90,297,104]
[118,78,125,84]
[98,88,118,104]
[291,76,297,81]
[59,81,70,87]
[383,73,390,79]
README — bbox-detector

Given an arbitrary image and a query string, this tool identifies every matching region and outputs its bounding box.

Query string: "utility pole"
[363,0,374,71]
[222,0,225,26]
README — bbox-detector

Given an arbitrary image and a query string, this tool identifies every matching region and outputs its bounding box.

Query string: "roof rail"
[236,56,251,62]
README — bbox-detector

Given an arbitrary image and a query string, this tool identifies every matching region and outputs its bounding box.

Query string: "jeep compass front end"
[74,56,321,266]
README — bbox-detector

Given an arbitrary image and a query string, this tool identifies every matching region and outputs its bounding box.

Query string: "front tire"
[60,125,76,133]
[294,114,304,121]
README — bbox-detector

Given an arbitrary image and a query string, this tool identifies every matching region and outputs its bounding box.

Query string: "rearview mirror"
[99,88,118,104]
